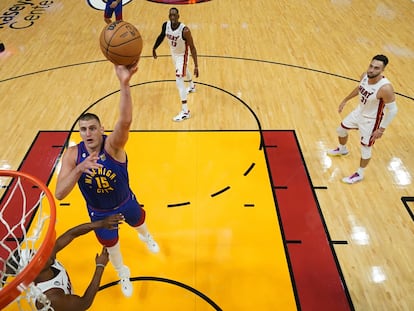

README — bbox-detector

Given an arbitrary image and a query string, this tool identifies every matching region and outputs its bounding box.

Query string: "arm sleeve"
[380,101,398,128]
[153,22,167,50]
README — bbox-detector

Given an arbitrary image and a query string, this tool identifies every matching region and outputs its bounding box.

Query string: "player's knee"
[361,145,372,159]
[99,237,119,248]
[175,77,184,88]
[336,126,348,137]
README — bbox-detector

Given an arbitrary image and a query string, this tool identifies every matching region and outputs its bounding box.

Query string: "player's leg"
[104,2,114,24]
[327,110,358,156]
[114,1,123,21]
[342,116,374,184]
[342,145,371,184]
[88,207,133,297]
[121,196,160,253]
[185,66,196,94]
[173,56,191,121]
[106,242,133,297]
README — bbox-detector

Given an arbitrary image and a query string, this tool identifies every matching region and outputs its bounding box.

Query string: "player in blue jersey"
[55,64,159,298]
[104,0,123,24]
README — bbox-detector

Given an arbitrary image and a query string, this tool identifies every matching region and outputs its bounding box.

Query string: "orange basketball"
[99,21,143,66]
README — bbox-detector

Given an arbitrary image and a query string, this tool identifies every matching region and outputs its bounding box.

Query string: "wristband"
[96,264,106,268]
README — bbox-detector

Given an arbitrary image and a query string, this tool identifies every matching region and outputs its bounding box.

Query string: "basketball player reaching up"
[327,54,398,184]
[104,0,123,24]
[34,214,123,311]
[55,64,159,298]
[152,7,199,122]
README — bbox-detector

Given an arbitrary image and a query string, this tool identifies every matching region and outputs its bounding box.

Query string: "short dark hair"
[372,54,389,67]
[79,113,101,125]
[170,7,179,14]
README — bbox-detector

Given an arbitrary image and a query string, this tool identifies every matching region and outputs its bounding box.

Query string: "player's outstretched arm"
[106,64,138,157]
[53,214,124,254]
[42,248,109,311]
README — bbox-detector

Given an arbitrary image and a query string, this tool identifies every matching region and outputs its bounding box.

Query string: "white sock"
[339,144,347,151]
[135,222,150,237]
[182,103,188,112]
[357,167,364,176]
[107,241,124,274]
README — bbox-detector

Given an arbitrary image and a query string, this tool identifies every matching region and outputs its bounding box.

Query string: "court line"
[243,163,255,176]
[99,276,223,311]
[263,130,354,311]
[1,55,412,101]
[210,186,230,197]
[400,197,414,221]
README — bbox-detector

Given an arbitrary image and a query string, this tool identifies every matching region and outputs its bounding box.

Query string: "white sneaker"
[173,110,190,122]
[139,233,160,253]
[118,266,133,297]
[186,86,196,94]
[342,172,363,184]
[327,147,349,156]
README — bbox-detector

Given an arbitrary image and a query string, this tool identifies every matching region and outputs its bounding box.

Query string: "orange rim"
[0,170,56,309]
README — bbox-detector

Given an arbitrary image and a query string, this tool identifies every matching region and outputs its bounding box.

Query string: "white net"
[11,282,53,311]
[0,171,55,310]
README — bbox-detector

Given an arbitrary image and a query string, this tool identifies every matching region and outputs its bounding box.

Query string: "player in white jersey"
[327,54,398,184]
[153,7,199,121]
[33,214,123,311]
[36,260,73,296]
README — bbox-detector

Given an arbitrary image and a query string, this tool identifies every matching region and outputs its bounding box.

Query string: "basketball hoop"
[0,170,56,310]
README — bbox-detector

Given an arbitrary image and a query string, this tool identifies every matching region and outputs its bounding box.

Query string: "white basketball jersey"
[36,260,74,295]
[165,21,188,56]
[357,74,391,118]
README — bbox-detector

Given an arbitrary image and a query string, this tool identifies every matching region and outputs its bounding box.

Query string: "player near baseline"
[55,64,159,298]
[34,214,123,311]
[152,7,199,122]
[327,54,398,184]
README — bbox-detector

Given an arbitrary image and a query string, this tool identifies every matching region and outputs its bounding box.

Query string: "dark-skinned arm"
[41,248,109,311]
[152,22,167,58]
[53,214,124,254]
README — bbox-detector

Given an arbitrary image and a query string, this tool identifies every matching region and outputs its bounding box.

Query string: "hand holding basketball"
[115,62,138,84]
[100,21,143,66]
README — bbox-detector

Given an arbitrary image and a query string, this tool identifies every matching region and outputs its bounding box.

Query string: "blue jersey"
[76,136,131,210]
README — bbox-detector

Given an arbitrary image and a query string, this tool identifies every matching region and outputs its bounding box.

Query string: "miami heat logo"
[359,85,374,105]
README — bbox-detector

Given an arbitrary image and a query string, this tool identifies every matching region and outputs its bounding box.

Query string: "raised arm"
[183,26,198,77]
[53,214,124,254]
[42,247,109,311]
[105,64,138,160]
[40,216,123,310]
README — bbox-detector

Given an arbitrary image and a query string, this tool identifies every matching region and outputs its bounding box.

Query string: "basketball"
[99,21,143,66]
